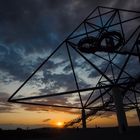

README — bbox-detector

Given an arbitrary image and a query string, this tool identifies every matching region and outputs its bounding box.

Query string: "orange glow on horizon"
[0,106,139,129]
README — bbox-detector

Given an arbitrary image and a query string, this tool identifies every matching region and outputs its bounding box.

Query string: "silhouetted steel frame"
[8,6,140,113]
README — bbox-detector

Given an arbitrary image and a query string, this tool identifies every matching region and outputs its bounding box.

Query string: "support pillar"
[136,107,140,123]
[81,108,86,128]
[112,86,128,133]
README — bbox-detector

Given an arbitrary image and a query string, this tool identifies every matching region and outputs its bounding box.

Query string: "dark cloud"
[0,92,53,113]
[21,104,49,112]
[42,118,51,122]
[39,78,80,107]
[0,46,37,82]
[0,92,15,113]
[112,0,140,10]
[19,98,81,114]
[40,68,91,94]
[0,0,139,80]
[0,0,116,54]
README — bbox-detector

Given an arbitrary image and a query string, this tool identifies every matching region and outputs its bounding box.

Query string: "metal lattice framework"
[8,6,140,129]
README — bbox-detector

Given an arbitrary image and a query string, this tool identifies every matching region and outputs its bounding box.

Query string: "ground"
[0,126,139,140]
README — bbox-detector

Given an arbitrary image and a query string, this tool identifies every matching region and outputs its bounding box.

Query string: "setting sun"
[56,121,64,127]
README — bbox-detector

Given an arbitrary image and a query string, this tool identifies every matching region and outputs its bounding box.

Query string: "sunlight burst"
[56,121,63,127]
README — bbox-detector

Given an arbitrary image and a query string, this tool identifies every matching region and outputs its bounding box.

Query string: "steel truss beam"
[8,6,140,129]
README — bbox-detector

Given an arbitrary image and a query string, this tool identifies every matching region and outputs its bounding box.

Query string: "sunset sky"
[0,0,140,129]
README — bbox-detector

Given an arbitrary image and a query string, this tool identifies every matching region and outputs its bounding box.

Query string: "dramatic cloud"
[21,104,49,112]
[0,0,132,55]
[0,0,139,82]
[0,92,16,113]
[0,92,49,113]
[0,0,140,118]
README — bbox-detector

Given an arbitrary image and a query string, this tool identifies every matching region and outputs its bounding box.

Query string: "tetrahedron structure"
[8,6,140,132]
